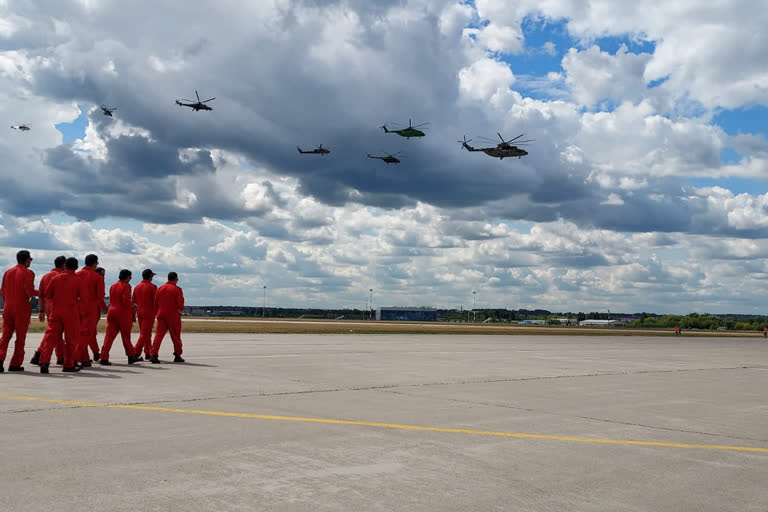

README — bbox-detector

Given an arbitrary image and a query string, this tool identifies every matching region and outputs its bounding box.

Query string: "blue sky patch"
[714,105,768,137]
[54,104,89,143]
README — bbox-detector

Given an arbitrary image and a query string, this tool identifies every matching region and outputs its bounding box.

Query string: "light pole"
[262,285,266,318]
[473,290,476,322]
[369,288,373,320]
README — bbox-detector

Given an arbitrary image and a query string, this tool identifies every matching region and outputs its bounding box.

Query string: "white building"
[578,319,625,327]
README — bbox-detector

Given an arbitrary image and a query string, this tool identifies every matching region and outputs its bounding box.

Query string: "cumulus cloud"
[0,0,767,313]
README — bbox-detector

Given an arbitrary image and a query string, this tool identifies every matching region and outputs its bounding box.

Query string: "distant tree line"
[177,305,768,330]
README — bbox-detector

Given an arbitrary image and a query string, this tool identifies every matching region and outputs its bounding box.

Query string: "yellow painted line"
[2,394,767,454]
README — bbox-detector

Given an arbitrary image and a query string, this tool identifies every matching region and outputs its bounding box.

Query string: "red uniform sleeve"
[0,271,5,298]
[78,277,87,304]
[177,287,185,312]
[26,269,38,298]
[131,286,138,308]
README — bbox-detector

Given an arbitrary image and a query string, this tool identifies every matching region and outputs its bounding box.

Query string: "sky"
[1,0,767,314]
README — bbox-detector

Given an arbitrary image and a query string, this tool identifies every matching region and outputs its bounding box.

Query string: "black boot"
[8,366,24,372]
[0,361,4,373]
[62,366,80,373]
[99,359,112,366]
[80,361,92,368]
[30,351,41,366]
[56,359,64,365]
[150,355,160,364]
[128,355,141,364]
[173,355,185,363]
[40,363,49,374]
[93,352,100,361]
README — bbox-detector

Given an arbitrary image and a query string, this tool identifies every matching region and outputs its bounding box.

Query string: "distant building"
[579,319,626,327]
[519,319,546,325]
[377,307,437,321]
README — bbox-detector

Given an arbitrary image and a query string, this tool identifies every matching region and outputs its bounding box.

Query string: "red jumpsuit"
[150,282,184,357]
[39,270,83,368]
[75,266,105,362]
[0,264,37,367]
[35,268,64,361]
[100,280,135,361]
[132,279,157,358]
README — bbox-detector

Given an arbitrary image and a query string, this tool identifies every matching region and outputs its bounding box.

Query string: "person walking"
[30,256,67,366]
[100,269,141,365]
[150,272,185,363]
[0,250,38,373]
[75,254,104,366]
[39,257,84,373]
[132,269,157,360]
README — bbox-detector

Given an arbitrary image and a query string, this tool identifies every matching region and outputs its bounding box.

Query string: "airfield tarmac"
[1,333,766,511]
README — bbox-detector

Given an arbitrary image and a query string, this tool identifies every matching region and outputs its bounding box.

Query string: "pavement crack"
[376,390,768,444]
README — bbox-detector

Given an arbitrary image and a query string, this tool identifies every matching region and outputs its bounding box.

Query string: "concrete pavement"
[1,334,766,511]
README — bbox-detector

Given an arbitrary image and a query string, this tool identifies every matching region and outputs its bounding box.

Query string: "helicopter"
[458,133,533,159]
[381,119,428,139]
[297,144,330,155]
[10,124,30,131]
[367,152,401,164]
[175,90,215,111]
[100,105,117,117]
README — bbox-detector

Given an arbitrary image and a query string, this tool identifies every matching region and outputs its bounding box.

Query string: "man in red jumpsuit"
[75,254,105,366]
[0,250,38,372]
[100,269,141,365]
[132,269,157,360]
[30,255,67,366]
[150,272,185,363]
[39,257,84,373]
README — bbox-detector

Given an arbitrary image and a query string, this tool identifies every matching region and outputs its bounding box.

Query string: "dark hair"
[118,269,132,281]
[168,272,178,281]
[54,256,67,268]
[16,250,31,264]
[84,254,99,267]
[96,267,105,276]
[65,257,78,271]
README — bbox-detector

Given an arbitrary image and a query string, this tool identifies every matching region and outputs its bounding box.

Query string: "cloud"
[0,0,767,314]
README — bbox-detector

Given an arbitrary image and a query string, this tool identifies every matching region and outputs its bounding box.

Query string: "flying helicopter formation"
[8,90,534,164]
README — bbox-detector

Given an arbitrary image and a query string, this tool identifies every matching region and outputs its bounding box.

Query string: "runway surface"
[1,334,766,511]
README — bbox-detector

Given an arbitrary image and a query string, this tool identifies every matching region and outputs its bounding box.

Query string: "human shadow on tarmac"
[89,367,142,375]
[17,372,71,379]
[163,362,217,368]
[66,371,121,379]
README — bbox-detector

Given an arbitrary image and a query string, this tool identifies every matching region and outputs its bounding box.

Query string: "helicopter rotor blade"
[497,132,508,143]
[478,136,498,143]
[196,90,201,102]
[180,99,194,102]
[412,122,430,128]
[509,133,525,142]
[202,97,216,103]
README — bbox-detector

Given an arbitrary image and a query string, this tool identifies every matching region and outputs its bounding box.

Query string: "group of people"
[0,250,186,374]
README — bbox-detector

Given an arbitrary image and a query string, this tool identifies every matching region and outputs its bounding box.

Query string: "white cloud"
[562,44,653,107]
